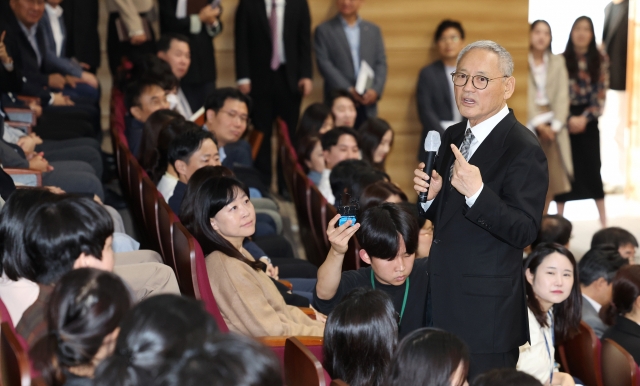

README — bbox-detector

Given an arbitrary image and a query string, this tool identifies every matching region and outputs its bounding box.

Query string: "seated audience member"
[296,135,325,186]
[602,265,640,365]
[94,295,219,386]
[167,129,220,213]
[398,202,434,259]
[159,334,282,386]
[385,328,470,386]
[314,203,429,338]
[330,159,387,207]
[323,288,397,386]
[138,109,185,177]
[297,102,334,139]
[319,127,361,203]
[359,180,408,213]
[157,34,194,118]
[30,268,132,386]
[471,369,542,386]
[592,227,638,264]
[125,77,170,156]
[180,176,325,336]
[518,244,581,386]
[153,119,199,198]
[579,245,628,338]
[358,117,394,171]
[532,214,572,248]
[329,90,357,128]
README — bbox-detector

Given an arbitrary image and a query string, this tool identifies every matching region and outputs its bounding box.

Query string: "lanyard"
[370,270,409,325]
[542,310,555,384]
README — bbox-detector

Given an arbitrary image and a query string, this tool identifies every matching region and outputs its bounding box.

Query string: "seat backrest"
[157,199,178,278]
[330,380,349,386]
[284,337,326,386]
[1,322,31,386]
[110,88,129,148]
[557,321,603,386]
[141,177,161,254]
[117,142,131,199]
[293,168,325,266]
[601,338,639,386]
[309,184,330,257]
[192,239,229,332]
[172,221,198,298]
[127,155,145,227]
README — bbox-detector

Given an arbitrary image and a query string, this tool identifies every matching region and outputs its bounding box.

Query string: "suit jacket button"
[433,239,440,244]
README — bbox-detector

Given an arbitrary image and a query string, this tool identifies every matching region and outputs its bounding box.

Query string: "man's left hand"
[298,78,313,97]
[450,143,483,198]
[361,89,378,105]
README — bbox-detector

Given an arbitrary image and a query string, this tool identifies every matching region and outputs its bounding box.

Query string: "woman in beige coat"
[180,175,325,337]
[528,20,573,214]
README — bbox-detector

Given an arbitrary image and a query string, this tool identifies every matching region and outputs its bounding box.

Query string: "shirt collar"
[44,3,63,18]
[582,294,602,313]
[339,15,361,28]
[465,104,509,143]
[18,20,38,37]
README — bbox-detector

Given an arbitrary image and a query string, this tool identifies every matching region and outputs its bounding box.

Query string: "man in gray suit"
[578,245,628,338]
[314,0,386,127]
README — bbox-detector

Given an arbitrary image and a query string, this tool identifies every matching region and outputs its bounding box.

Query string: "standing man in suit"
[416,20,465,161]
[234,0,313,188]
[413,40,548,378]
[158,0,222,111]
[579,245,628,338]
[59,0,100,73]
[315,0,387,128]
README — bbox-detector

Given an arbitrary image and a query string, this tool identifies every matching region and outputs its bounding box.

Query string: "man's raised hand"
[450,144,483,198]
[413,162,442,201]
[327,214,360,255]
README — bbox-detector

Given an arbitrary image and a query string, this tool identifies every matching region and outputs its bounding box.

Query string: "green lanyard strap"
[370,270,410,325]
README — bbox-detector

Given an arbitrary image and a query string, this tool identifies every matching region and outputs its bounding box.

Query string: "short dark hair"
[157,33,190,53]
[125,76,164,110]
[356,203,418,261]
[602,265,640,325]
[297,103,333,138]
[359,180,407,215]
[578,245,628,286]
[329,160,387,206]
[139,109,185,174]
[24,197,114,285]
[323,288,397,386]
[472,368,542,386]
[434,20,465,42]
[524,243,582,341]
[30,268,132,386]
[385,328,470,386]
[533,215,573,248]
[321,126,358,151]
[592,227,639,249]
[358,117,393,170]
[149,120,200,183]
[94,295,219,386]
[168,128,217,168]
[159,334,282,386]
[329,89,356,108]
[204,87,252,115]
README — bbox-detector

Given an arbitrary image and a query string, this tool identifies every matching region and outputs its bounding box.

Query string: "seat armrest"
[5,121,32,135]
[256,336,323,347]
[16,95,41,105]
[278,279,293,290]
[4,168,43,187]
[4,108,36,126]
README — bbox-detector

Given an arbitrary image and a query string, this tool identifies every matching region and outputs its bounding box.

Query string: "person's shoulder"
[412,257,429,271]
[506,113,541,149]
[361,19,382,34]
[316,15,338,31]
[342,267,371,286]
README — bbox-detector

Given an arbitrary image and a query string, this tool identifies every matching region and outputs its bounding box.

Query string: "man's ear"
[205,109,216,126]
[359,249,372,265]
[157,51,167,61]
[130,106,143,121]
[73,253,90,269]
[595,277,609,290]
[174,160,188,179]
[504,76,516,100]
[525,268,534,286]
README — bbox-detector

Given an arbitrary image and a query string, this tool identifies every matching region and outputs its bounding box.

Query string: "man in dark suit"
[417,20,465,162]
[158,0,222,111]
[59,0,100,73]
[234,0,313,187]
[314,0,386,127]
[413,41,548,378]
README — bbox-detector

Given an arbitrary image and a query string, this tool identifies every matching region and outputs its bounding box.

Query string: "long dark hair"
[563,16,601,83]
[94,295,218,386]
[530,20,552,51]
[30,268,132,386]
[357,117,393,171]
[180,175,261,270]
[323,288,397,386]
[138,109,184,178]
[602,265,640,326]
[295,135,321,174]
[385,328,470,386]
[297,103,333,138]
[524,243,582,342]
[147,119,198,184]
[358,181,408,215]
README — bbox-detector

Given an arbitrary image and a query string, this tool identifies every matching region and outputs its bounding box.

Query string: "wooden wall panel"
[213,0,530,197]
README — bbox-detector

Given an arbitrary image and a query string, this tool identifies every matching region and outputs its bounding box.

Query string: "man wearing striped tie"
[413,40,549,379]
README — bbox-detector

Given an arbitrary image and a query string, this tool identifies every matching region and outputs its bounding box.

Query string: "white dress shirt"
[0,274,39,325]
[157,172,180,200]
[583,294,602,313]
[44,3,64,57]
[318,169,334,205]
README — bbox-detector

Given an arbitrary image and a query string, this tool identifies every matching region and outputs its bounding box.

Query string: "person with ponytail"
[30,268,132,386]
[602,265,640,364]
[180,175,325,337]
[517,243,582,386]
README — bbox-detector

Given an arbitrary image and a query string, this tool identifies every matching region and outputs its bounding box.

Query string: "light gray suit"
[314,15,387,118]
[582,295,608,338]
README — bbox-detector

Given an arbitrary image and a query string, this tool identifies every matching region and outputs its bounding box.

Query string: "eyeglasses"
[220,109,249,124]
[450,72,509,90]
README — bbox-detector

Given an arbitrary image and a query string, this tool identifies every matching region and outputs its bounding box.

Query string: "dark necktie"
[450,128,475,181]
[269,0,279,71]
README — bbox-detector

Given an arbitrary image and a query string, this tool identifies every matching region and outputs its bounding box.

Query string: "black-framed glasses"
[450,72,509,90]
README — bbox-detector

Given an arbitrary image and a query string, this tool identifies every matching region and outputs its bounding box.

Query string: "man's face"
[177,138,221,182]
[10,0,45,27]
[131,85,169,123]
[205,98,249,148]
[454,48,515,126]
[158,40,191,80]
[336,0,362,19]
[364,236,416,286]
[619,243,637,264]
[437,27,464,62]
[332,97,357,128]
[323,134,360,170]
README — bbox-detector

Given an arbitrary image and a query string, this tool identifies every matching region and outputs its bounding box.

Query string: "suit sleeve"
[297,0,312,80]
[464,140,548,249]
[158,0,191,34]
[371,26,387,96]
[417,68,445,161]
[234,0,251,81]
[314,25,352,90]
[0,141,29,169]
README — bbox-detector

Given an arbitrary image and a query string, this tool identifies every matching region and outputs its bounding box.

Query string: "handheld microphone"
[418,131,441,203]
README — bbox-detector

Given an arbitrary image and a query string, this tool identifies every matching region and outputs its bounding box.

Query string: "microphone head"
[424,131,441,152]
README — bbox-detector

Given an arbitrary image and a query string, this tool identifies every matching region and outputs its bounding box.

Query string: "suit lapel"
[256,0,271,37]
[331,16,355,77]
[435,124,466,229]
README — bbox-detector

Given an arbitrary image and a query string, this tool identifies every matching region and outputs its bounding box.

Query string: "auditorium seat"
[141,177,162,253]
[293,167,325,266]
[5,168,42,187]
[247,129,264,161]
[601,339,640,386]
[117,141,131,200]
[557,321,603,386]
[172,221,198,298]
[284,336,328,386]
[330,380,349,386]
[126,154,145,229]
[1,322,31,386]
[110,88,129,147]
[157,199,178,275]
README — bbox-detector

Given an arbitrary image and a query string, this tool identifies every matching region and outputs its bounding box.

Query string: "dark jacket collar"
[614,315,640,339]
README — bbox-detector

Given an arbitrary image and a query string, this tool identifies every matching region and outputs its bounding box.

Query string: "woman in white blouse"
[528,20,573,214]
[518,244,582,386]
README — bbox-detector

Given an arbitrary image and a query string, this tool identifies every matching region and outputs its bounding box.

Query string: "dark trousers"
[250,65,301,188]
[468,348,519,382]
[37,107,98,140]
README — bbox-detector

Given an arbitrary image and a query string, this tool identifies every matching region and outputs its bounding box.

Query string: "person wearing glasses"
[413,40,548,378]
[416,20,465,162]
